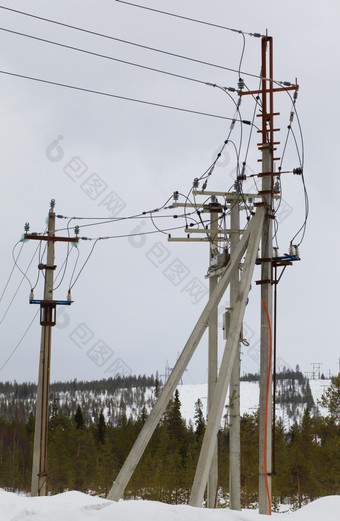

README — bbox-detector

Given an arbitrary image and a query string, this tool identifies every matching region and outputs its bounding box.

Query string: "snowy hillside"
[0,375,331,431]
[172,378,330,430]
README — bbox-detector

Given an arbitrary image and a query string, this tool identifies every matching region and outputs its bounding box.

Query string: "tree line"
[0,374,339,509]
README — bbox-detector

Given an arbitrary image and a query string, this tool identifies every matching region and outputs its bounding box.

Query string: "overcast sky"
[0,0,339,384]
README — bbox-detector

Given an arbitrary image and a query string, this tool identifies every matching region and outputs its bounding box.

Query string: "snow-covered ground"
[1,490,339,521]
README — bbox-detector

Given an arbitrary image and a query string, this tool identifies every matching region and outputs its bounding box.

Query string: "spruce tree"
[194,398,205,441]
[74,404,85,430]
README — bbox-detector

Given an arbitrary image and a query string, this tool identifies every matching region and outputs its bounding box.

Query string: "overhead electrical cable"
[0,27,209,87]
[68,241,95,291]
[0,69,245,122]
[115,0,262,37]
[0,6,292,85]
[0,242,24,304]
[68,246,80,291]
[11,240,33,290]
[0,309,39,374]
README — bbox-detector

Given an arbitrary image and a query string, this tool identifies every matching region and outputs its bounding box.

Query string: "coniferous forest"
[0,372,339,509]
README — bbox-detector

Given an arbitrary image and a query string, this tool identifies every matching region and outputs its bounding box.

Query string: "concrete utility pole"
[207,204,221,508]
[229,199,241,510]
[107,208,264,502]
[258,36,274,515]
[106,34,299,511]
[238,35,297,514]
[27,200,78,496]
[189,208,265,507]
[31,200,56,497]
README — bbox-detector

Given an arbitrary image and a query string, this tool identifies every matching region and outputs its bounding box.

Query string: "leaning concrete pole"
[107,212,260,502]
[189,207,265,507]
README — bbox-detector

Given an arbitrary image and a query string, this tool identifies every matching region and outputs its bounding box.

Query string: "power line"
[0,309,39,374]
[0,6,283,84]
[115,0,263,37]
[0,241,24,304]
[0,26,209,87]
[0,69,242,121]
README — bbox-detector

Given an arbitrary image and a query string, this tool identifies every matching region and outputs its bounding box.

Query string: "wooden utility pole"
[27,200,77,496]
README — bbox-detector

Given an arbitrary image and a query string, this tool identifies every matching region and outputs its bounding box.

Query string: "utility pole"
[258,36,274,516]
[229,198,241,510]
[31,200,56,497]
[207,203,221,508]
[107,34,299,511]
[239,35,298,514]
[26,199,78,496]
[108,207,265,503]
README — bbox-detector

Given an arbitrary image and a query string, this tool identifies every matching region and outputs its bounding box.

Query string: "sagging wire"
[0,241,24,304]
[11,241,33,290]
[68,239,99,292]
[31,240,47,291]
[54,197,174,233]
[53,218,77,291]
[68,246,80,291]
[0,309,40,374]
[0,240,41,326]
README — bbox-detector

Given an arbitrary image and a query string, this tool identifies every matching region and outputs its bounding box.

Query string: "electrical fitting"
[234,180,241,193]
[238,78,245,90]
[274,179,281,192]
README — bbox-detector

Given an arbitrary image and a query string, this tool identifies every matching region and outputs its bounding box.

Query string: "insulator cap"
[238,77,245,90]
